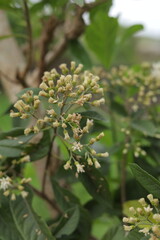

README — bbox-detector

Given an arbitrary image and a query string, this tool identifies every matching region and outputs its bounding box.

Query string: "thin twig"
[28,184,62,214]
[42,132,56,193]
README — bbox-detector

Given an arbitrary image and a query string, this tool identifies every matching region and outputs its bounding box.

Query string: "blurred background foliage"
[0,0,160,240]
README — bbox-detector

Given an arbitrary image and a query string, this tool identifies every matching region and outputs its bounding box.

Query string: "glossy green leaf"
[126,229,148,240]
[52,180,80,211]
[29,130,51,161]
[0,194,55,240]
[53,206,80,238]
[130,163,160,198]
[76,207,91,240]
[102,225,125,240]
[120,24,144,44]
[110,101,127,116]
[0,0,13,10]
[85,11,119,68]
[69,40,92,69]
[0,128,34,157]
[16,88,40,98]
[79,110,106,121]
[80,167,112,210]
[131,120,157,136]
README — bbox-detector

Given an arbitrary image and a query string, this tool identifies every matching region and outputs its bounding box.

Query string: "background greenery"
[0,0,160,239]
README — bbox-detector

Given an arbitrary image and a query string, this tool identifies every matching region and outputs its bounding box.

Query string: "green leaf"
[110,101,127,116]
[0,194,55,240]
[120,24,144,44]
[0,146,22,157]
[126,229,147,240]
[80,167,112,211]
[53,206,80,238]
[85,11,119,68]
[76,207,91,240]
[29,130,51,161]
[16,88,40,98]
[102,225,125,240]
[130,163,160,198]
[0,134,34,147]
[102,225,147,240]
[85,199,108,219]
[0,128,34,157]
[52,180,80,211]
[69,40,92,69]
[0,127,24,140]
[72,0,84,7]
[0,0,13,10]
[131,120,157,136]
[79,110,106,121]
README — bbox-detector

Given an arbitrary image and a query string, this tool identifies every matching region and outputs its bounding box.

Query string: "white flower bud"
[39,82,48,90]
[94,160,101,168]
[87,157,93,166]
[39,90,48,97]
[53,120,60,127]
[24,128,32,135]
[99,152,109,157]
[10,110,20,118]
[124,225,133,231]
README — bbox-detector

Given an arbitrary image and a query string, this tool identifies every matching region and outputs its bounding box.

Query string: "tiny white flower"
[0,177,11,191]
[64,161,72,170]
[75,162,85,173]
[123,225,133,232]
[94,160,101,169]
[139,228,149,236]
[153,214,160,222]
[72,142,83,152]
[21,191,28,198]
[144,205,153,213]
[123,217,129,223]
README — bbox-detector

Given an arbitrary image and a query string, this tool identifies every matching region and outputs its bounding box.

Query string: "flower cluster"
[123,194,160,240]
[0,154,31,199]
[122,141,146,158]
[10,62,109,175]
[107,64,160,110]
[94,63,160,114]
[0,174,31,200]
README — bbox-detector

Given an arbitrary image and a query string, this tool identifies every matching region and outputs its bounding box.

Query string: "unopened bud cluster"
[123,194,160,240]
[0,153,31,199]
[94,63,160,114]
[10,62,108,175]
[0,174,31,200]
[122,140,146,158]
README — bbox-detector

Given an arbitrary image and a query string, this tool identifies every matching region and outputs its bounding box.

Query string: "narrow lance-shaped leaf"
[85,11,119,68]
[29,130,51,161]
[52,180,80,211]
[120,24,144,44]
[0,194,55,240]
[53,206,80,238]
[80,167,113,211]
[130,163,160,198]
[131,120,157,137]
